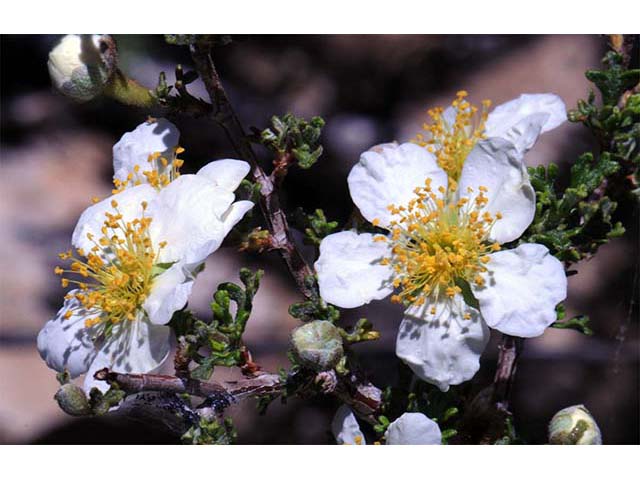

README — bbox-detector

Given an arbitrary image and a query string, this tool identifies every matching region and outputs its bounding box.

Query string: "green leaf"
[169,268,263,379]
[293,208,339,246]
[258,114,325,170]
[552,315,594,336]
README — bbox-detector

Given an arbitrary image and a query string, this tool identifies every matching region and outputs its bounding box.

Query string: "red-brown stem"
[189,42,316,298]
[492,335,524,412]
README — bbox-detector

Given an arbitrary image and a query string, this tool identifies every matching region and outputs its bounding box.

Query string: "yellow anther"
[414,92,492,183]
[372,218,380,227]
[54,207,165,331]
[378,182,497,307]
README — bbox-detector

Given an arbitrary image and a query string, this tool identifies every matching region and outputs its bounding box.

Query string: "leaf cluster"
[521,48,638,263]
[259,114,325,169]
[170,268,263,380]
[293,208,339,246]
[181,416,237,445]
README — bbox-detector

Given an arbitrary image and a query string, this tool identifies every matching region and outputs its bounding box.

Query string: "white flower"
[332,405,367,445]
[315,93,568,391]
[385,412,442,445]
[48,34,117,102]
[331,406,442,445]
[38,119,253,392]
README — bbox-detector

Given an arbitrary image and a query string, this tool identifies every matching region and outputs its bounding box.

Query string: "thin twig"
[189,41,316,298]
[492,335,524,412]
[94,367,383,424]
[95,368,283,401]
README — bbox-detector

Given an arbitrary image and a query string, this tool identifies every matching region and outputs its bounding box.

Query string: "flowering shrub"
[38,34,638,444]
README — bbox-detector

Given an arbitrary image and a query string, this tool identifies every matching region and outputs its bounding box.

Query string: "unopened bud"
[54,383,91,416]
[291,320,344,371]
[548,404,602,445]
[48,34,117,101]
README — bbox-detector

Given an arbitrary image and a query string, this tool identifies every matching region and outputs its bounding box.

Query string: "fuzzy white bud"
[48,34,117,101]
[548,404,602,445]
[54,383,91,416]
[291,320,344,371]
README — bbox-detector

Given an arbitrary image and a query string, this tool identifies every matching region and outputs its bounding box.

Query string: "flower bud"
[548,404,602,445]
[48,34,117,101]
[54,383,91,416]
[291,320,344,371]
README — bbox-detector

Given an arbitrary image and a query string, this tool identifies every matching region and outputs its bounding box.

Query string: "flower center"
[414,91,491,187]
[55,200,167,330]
[375,179,501,310]
[112,146,185,194]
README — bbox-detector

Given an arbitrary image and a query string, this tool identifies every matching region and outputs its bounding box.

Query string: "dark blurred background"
[0,34,638,444]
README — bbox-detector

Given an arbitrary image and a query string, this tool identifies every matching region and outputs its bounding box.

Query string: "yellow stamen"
[381,181,501,308]
[414,91,492,185]
[56,202,167,330]
[115,147,186,191]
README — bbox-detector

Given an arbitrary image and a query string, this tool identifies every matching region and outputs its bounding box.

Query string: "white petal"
[315,231,393,309]
[485,93,566,151]
[84,319,171,392]
[473,243,567,338]
[385,412,442,445]
[196,159,251,192]
[347,142,448,228]
[396,295,490,392]
[72,184,158,254]
[492,113,548,154]
[221,200,254,237]
[143,263,195,325]
[458,138,535,244]
[147,174,237,265]
[113,118,180,185]
[37,291,98,378]
[331,405,366,445]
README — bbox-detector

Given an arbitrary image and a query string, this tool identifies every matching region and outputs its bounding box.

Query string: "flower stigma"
[374,178,501,310]
[54,200,167,331]
[414,91,491,188]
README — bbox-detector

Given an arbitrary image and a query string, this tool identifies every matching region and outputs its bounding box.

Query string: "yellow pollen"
[414,91,492,185]
[115,147,186,192]
[56,201,167,332]
[381,181,501,306]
